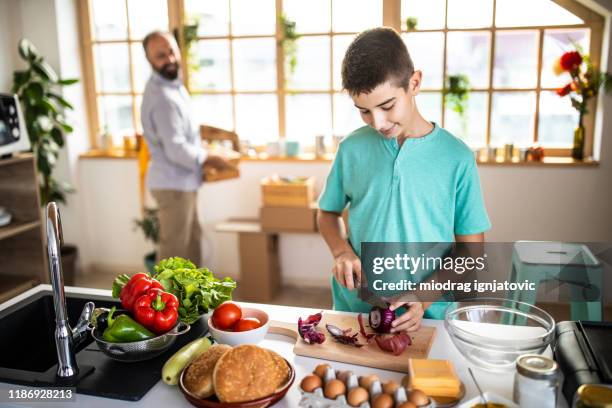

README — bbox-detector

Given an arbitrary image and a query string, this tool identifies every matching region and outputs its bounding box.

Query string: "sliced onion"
[369,306,396,334]
[326,324,364,347]
[298,312,325,344]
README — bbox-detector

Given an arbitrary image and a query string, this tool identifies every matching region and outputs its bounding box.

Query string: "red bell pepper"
[133,288,179,334]
[119,273,164,312]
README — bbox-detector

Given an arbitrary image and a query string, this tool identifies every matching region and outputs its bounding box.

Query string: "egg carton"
[299,367,436,408]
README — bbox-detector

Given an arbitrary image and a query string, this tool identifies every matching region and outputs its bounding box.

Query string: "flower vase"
[571,122,585,161]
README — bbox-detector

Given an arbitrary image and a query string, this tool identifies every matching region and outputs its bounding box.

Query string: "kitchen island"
[0,285,565,407]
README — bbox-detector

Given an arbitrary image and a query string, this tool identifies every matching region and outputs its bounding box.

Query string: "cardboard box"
[238,231,280,302]
[260,204,318,232]
[261,176,314,207]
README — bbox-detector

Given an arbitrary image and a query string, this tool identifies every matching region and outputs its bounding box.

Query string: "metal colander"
[91,321,190,362]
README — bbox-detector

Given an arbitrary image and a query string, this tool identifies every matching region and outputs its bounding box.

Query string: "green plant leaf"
[18,39,39,61]
[57,121,74,133]
[48,92,74,110]
[25,82,44,102]
[32,60,59,82]
[40,97,58,114]
[57,78,79,86]
[51,126,65,147]
[12,70,31,92]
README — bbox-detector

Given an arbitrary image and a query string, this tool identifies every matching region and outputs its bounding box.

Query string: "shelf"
[0,153,34,167]
[0,220,41,241]
[0,275,39,304]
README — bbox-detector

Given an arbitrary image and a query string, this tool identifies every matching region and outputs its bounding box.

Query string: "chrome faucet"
[46,202,93,378]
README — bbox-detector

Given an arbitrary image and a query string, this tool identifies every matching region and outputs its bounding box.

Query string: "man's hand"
[388,301,424,333]
[333,250,362,290]
[204,154,234,172]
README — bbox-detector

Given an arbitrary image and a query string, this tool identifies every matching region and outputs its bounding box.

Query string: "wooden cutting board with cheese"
[268,312,436,373]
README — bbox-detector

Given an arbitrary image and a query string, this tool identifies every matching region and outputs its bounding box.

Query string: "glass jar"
[513,354,559,408]
[572,384,612,408]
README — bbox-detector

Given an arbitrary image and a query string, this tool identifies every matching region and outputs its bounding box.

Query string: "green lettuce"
[152,257,236,324]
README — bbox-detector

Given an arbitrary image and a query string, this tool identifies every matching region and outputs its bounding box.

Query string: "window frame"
[78,0,605,158]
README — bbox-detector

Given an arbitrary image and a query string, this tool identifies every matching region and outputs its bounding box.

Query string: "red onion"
[298,312,325,344]
[374,333,412,356]
[369,306,396,334]
[326,324,364,347]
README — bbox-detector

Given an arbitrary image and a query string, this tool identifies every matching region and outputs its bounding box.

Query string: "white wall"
[0,0,21,93]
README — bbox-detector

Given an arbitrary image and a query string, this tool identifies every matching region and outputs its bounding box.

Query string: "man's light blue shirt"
[141,71,206,192]
[318,123,491,319]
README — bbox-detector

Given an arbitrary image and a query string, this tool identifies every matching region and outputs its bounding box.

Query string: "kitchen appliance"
[0,94,30,157]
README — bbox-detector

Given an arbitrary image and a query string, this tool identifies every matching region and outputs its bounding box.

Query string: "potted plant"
[133,207,160,273]
[553,47,612,160]
[12,39,79,284]
[444,74,471,139]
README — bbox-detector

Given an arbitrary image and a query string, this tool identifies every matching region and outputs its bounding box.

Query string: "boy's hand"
[333,250,362,290]
[388,301,424,333]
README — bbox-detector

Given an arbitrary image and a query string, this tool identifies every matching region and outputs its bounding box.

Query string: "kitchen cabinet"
[0,154,46,303]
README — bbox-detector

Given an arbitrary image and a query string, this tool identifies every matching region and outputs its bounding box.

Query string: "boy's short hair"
[341,27,414,96]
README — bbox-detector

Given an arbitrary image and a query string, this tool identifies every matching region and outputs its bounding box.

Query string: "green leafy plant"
[279,14,300,81]
[133,207,160,245]
[12,39,78,205]
[443,74,471,137]
[181,17,201,78]
[405,16,418,30]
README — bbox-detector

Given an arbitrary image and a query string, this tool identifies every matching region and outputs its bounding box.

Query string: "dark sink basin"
[0,288,207,400]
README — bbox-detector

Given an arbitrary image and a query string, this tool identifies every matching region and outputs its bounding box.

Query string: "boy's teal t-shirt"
[318,123,491,319]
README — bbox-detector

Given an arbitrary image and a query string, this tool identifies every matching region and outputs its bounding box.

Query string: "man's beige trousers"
[151,189,201,266]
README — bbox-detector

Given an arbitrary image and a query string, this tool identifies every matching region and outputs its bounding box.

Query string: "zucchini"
[162,336,212,385]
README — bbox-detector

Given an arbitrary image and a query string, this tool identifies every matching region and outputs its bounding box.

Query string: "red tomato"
[212,302,242,330]
[233,317,262,332]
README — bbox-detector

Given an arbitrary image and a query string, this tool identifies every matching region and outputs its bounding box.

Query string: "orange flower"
[552,58,564,76]
[559,51,582,71]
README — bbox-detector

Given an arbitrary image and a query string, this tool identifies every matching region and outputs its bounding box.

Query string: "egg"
[359,374,380,389]
[408,389,430,406]
[324,379,346,399]
[396,403,417,408]
[336,370,353,384]
[401,374,411,388]
[347,386,369,407]
[300,375,322,392]
[382,380,400,395]
[372,393,394,408]
[314,363,331,378]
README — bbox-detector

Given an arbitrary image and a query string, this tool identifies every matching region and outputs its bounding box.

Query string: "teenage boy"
[318,27,490,333]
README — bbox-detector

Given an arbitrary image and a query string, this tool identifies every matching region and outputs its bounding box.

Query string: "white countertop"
[0,285,566,407]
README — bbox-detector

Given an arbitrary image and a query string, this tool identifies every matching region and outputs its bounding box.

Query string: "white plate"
[458,391,518,408]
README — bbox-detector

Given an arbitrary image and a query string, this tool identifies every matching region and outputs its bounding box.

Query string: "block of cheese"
[405,358,462,398]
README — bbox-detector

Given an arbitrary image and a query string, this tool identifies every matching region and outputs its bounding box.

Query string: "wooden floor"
[75,273,610,322]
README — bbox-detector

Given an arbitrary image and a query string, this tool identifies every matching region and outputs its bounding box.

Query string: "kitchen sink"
[0,288,207,400]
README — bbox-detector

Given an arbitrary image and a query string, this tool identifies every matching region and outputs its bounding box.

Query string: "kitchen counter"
[0,285,566,407]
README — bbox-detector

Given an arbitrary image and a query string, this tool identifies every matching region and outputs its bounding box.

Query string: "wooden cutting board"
[269,312,436,373]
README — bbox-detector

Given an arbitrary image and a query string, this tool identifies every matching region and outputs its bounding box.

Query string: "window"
[79,0,604,157]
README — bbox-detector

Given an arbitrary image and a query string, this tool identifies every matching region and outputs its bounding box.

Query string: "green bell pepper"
[102,307,155,342]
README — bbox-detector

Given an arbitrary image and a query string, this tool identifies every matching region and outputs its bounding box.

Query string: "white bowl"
[207,307,269,346]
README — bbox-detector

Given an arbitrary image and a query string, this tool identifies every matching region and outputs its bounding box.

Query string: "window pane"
[235,94,278,144]
[192,94,234,131]
[496,0,583,27]
[541,29,589,89]
[332,0,382,33]
[538,91,578,147]
[444,91,487,147]
[447,31,491,89]
[190,40,232,91]
[494,31,538,89]
[233,38,276,91]
[287,36,330,90]
[284,0,330,33]
[490,92,536,147]
[132,43,151,93]
[127,0,168,40]
[185,0,229,37]
[403,32,444,89]
[95,44,131,92]
[286,94,332,142]
[333,93,363,136]
[134,95,143,133]
[333,34,356,91]
[91,0,127,40]
[447,0,493,29]
[416,92,442,125]
[231,0,275,36]
[98,95,134,140]
[401,0,445,30]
